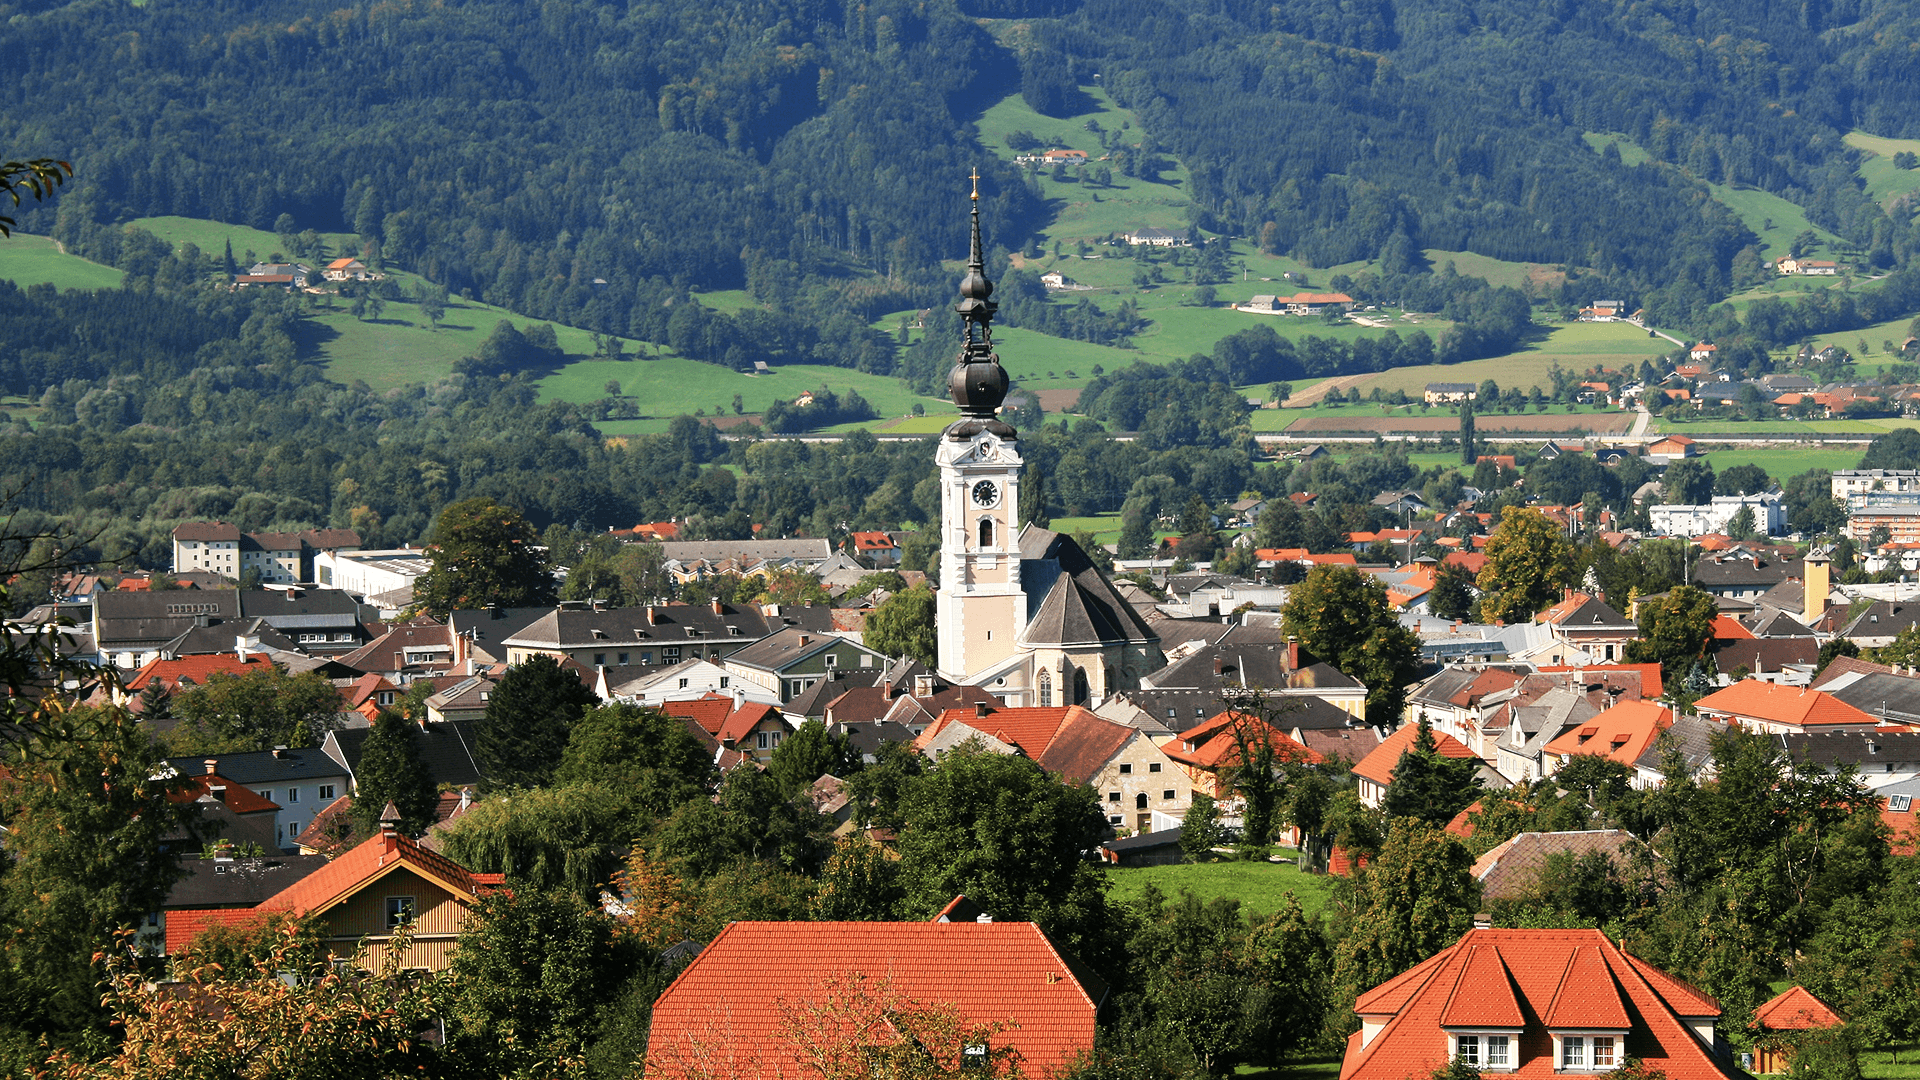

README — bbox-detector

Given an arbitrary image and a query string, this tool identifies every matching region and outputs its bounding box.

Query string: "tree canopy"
[411,497,556,618]
[1280,565,1423,726]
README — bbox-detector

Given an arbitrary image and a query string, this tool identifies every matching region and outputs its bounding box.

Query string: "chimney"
[1473,912,1492,930]
[798,634,810,647]
[378,801,402,847]
[1287,635,1300,672]
[195,613,211,628]
[733,686,745,711]
[975,701,991,719]
[458,786,473,811]
[915,674,935,698]
[235,636,248,663]
[712,598,724,616]
[271,745,287,758]
[646,606,658,625]
[1213,656,1224,676]
[203,758,218,774]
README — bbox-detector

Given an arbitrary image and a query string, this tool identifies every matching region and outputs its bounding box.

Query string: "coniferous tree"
[350,710,438,836]
[476,655,598,790]
[1459,400,1475,465]
[1380,715,1483,826]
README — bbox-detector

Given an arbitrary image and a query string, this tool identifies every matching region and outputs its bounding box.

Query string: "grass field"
[1344,320,1673,397]
[1846,131,1920,211]
[0,234,124,290]
[1702,446,1863,478]
[129,215,360,265]
[1104,855,1334,921]
[1651,415,1920,436]
[1863,1047,1920,1078]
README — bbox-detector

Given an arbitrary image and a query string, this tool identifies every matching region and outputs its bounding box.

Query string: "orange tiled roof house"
[166,811,502,971]
[644,909,1105,1079]
[1341,928,1745,1079]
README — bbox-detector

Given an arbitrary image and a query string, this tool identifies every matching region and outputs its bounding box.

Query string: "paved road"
[1628,407,1651,438]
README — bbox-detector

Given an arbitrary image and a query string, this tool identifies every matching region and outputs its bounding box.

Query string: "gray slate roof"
[1631,715,1719,778]
[1823,671,1920,725]
[1019,527,1160,647]
[164,855,332,909]
[166,747,349,785]
[324,719,485,789]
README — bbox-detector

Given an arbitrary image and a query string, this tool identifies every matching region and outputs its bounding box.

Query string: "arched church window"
[978,518,993,549]
[1038,670,1052,707]
[1073,667,1089,705]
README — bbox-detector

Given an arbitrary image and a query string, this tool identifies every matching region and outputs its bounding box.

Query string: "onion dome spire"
[947,170,1013,437]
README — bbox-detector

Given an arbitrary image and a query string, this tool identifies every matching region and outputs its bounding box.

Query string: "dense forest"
[7,0,1920,358]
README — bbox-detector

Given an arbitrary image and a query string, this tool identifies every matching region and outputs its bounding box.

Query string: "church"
[932,181,1162,708]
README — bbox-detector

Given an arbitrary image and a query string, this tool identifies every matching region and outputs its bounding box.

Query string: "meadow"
[0,234,123,290]
[1845,131,1920,211]
[1339,319,1674,398]
[1103,853,1334,922]
[1701,447,1862,477]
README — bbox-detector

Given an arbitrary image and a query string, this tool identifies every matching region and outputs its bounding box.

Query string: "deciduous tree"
[1281,565,1423,726]
[1330,820,1477,1007]
[1623,585,1717,684]
[410,497,555,619]
[476,654,598,789]
[863,583,937,666]
[1476,506,1574,623]
[170,666,345,753]
[552,701,715,818]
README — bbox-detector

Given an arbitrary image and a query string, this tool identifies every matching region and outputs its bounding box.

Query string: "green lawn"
[539,357,955,421]
[1702,447,1863,479]
[1347,320,1673,396]
[1863,1046,1920,1078]
[1048,514,1125,543]
[1846,131,1920,211]
[1104,855,1334,922]
[1236,1059,1342,1079]
[1421,250,1538,291]
[0,234,124,290]
[1651,415,1920,436]
[129,215,360,264]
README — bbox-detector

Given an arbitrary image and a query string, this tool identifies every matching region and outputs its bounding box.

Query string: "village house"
[1540,699,1672,776]
[1692,680,1881,734]
[1351,723,1504,808]
[721,626,891,703]
[322,257,370,281]
[1158,709,1320,802]
[166,815,502,971]
[1123,227,1186,246]
[166,748,354,851]
[643,914,1104,1079]
[1340,928,1743,1079]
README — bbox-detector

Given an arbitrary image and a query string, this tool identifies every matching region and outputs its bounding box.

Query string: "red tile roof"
[850,531,896,551]
[126,654,271,691]
[168,773,280,815]
[1538,662,1664,699]
[1341,928,1733,1080]
[1442,552,1488,574]
[1693,680,1878,729]
[716,702,784,745]
[1544,946,1631,1029]
[644,920,1101,1078]
[917,706,1104,759]
[1709,614,1753,640]
[1541,700,1672,768]
[1439,945,1525,1028]
[1158,711,1323,772]
[1753,986,1842,1032]
[1350,723,1480,787]
[660,695,736,737]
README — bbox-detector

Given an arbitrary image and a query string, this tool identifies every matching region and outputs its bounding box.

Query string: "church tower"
[936,175,1025,683]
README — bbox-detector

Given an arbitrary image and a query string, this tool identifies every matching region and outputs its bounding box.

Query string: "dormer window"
[1449,1033,1515,1071]
[1554,1033,1622,1071]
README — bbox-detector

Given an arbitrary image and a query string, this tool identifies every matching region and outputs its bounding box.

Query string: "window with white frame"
[1893,794,1913,812]
[1450,1033,1515,1071]
[1555,1033,1621,1071]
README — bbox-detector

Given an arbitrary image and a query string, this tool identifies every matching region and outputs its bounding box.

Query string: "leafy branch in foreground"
[0,159,71,236]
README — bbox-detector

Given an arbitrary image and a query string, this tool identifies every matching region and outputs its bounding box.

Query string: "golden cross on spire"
[970,168,980,200]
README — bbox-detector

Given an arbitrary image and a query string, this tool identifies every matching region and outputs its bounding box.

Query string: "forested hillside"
[7,0,1920,353]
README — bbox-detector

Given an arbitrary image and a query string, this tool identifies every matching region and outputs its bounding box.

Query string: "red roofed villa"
[1351,723,1488,808]
[1159,710,1322,799]
[1341,927,1744,1079]
[1692,680,1881,734]
[1541,700,1672,776]
[166,814,503,971]
[644,909,1105,1079]
[1751,986,1843,1074]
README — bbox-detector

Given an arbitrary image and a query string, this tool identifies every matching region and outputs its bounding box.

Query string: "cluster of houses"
[1238,291,1355,316]
[230,257,376,290]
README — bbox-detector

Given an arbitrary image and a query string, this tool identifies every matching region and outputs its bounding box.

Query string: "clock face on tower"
[971,480,1000,508]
